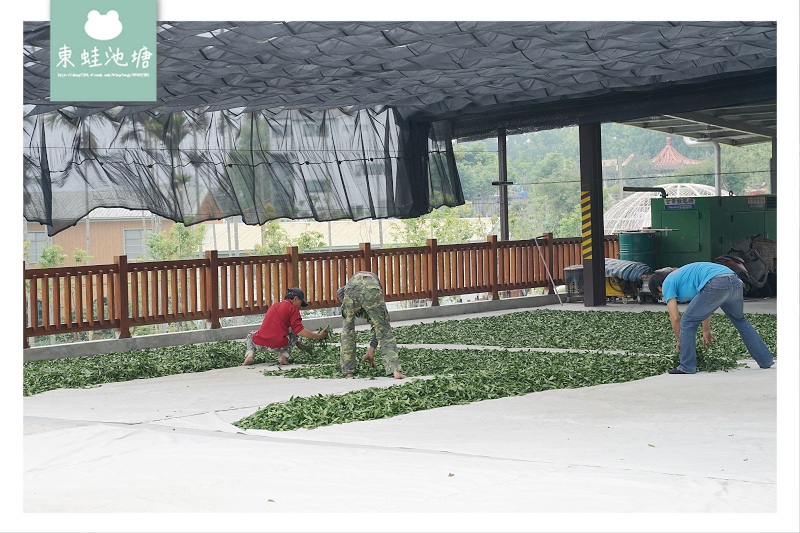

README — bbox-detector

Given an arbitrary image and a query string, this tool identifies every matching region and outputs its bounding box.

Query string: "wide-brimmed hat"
[285,287,309,307]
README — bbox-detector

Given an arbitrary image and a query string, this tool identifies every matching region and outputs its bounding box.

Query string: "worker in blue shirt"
[648,262,774,374]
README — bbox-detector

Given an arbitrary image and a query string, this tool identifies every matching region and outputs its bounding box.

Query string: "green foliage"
[235,349,675,431]
[669,142,773,194]
[453,125,773,238]
[251,223,329,255]
[506,153,581,239]
[23,341,244,396]
[145,222,206,261]
[454,142,499,200]
[238,310,775,431]
[389,204,491,246]
[172,172,191,187]
[601,123,680,163]
[249,331,338,369]
[37,245,67,267]
[295,230,327,251]
[386,309,776,366]
[72,248,92,265]
[344,310,775,376]
[251,220,291,255]
[552,203,582,238]
[146,112,206,150]
[23,310,776,433]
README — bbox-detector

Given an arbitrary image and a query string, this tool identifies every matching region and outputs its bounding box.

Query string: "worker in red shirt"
[242,287,328,366]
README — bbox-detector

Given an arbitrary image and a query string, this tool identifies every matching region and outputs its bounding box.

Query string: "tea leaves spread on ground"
[383,309,777,357]
[23,341,244,397]
[235,349,675,431]
[23,310,777,431]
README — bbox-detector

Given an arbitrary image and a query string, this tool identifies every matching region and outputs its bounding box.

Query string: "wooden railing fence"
[23,233,619,347]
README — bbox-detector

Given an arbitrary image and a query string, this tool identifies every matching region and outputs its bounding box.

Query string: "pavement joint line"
[396,344,670,357]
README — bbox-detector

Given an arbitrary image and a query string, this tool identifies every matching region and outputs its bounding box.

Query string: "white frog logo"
[84,10,123,41]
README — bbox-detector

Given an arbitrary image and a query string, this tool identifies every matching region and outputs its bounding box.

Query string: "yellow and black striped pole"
[578,124,606,306]
[581,190,592,260]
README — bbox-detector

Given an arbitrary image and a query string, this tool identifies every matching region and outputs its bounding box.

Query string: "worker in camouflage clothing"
[337,271,406,379]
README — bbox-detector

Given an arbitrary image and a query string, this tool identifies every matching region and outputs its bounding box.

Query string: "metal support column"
[493,127,511,241]
[579,123,606,307]
[770,138,777,194]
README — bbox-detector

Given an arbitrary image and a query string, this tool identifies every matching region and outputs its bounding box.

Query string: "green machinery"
[648,194,776,268]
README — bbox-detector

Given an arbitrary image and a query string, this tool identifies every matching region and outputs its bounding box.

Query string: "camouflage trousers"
[246,330,299,361]
[340,274,401,376]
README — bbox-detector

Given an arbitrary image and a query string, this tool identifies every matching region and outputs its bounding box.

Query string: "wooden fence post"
[488,235,499,300]
[426,238,439,306]
[23,261,29,349]
[359,242,372,273]
[542,232,554,294]
[114,255,131,339]
[287,246,299,288]
[205,250,220,329]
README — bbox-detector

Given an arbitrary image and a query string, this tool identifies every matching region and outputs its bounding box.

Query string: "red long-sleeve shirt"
[251,299,304,348]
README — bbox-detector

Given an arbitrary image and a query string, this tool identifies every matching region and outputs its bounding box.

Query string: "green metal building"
[649,195,776,268]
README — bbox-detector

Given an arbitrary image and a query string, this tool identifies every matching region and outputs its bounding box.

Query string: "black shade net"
[23,21,776,235]
[24,106,463,235]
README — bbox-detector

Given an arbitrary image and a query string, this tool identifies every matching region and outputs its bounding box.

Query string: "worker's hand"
[362,352,376,368]
[318,327,329,339]
[675,339,681,353]
[702,330,717,347]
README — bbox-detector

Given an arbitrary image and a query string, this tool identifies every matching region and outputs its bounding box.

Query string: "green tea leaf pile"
[235,348,676,431]
[23,310,776,431]
[23,341,244,397]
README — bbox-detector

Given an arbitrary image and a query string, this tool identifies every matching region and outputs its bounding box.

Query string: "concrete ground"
[13,297,799,532]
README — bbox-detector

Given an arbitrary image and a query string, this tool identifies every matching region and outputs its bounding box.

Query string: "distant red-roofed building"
[650,137,702,170]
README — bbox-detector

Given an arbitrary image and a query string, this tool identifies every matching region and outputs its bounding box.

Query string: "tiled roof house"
[650,137,702,170]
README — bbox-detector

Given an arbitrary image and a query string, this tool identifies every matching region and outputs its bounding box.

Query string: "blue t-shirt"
[661,262,735,303]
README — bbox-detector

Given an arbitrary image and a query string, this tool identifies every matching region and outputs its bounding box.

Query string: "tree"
[251,222,329,255]
[295,230,326,252]
[225,112,284,223]
[454,140,499,203]
[138,222,207,334]
[250,221,291,255]
[669,142,772,195]
[387,204,494,308]
[145,223,206,261]
[31,244,68,345]
[121,111,210,221]
[454,124,772,241]
[507,153,580,239]
[389,204,492,247]
[552,204,582,238]
[73,248,92,265]
[37,245,67,268]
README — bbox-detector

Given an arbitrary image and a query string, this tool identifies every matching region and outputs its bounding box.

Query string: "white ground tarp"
[13,301,800,532]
